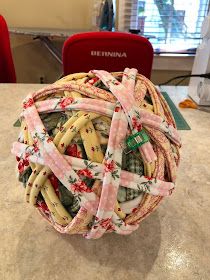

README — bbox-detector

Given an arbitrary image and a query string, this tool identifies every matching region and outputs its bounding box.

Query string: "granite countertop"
[0,84,210,280]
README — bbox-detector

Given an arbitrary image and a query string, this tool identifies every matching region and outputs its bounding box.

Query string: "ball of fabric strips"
[12,68,181,239]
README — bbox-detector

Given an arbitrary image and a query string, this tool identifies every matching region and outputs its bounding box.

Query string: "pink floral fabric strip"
[37,203,89,234]
[92,69,157,163]
[33,97,180,149]
[137,109,181,147]
[121,68,157,163]
[92,69,181,147]
[111,212,139,234]
[145,127,177,182]
[84,68,161,238]
[92,69,137,116]
[31,82,116,102]
[34,97,114,117]
[85,68,156,237]
[120,195,143,215]
[86,104,130,239]
[12,144,174,197]
[12,142,175,195]
[23,95,100,215]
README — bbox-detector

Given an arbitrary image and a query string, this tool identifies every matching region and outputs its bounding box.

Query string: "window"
[117,0,210,53]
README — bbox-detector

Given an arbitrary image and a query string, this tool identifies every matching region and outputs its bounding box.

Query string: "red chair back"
[0,15,16,83]
[62,32,153,78]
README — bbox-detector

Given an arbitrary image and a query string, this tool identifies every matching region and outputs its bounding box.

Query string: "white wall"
[1,0,95,83]
[1,0,93,29]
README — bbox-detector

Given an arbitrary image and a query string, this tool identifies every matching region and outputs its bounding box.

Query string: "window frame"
[116,0,210,55]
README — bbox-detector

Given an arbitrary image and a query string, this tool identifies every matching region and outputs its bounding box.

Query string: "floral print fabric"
[12,68,181,239]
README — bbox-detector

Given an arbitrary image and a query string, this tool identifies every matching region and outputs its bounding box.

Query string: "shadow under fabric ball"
[11,68,181,239]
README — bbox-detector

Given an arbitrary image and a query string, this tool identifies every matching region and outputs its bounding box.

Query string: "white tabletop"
[0,84,210,280]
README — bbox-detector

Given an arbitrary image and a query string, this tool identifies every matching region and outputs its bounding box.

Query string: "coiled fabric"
[12,69,181,239]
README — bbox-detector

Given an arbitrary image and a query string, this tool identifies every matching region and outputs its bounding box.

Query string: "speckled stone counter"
[0,84,210,280]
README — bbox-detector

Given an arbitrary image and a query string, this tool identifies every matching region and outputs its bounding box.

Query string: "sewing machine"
[189,12,210,106]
